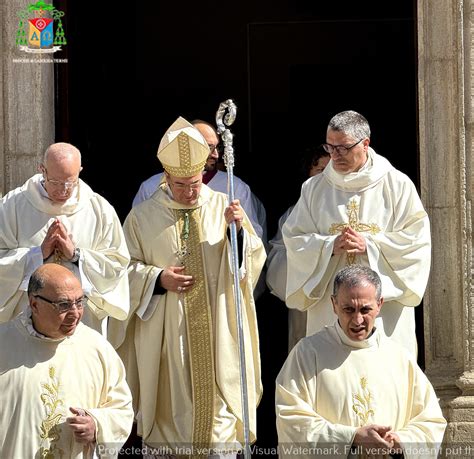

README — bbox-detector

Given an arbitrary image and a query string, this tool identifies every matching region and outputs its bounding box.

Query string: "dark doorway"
[55,0,419,455]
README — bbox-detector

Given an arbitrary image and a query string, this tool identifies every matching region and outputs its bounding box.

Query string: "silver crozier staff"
[215,99,251,459]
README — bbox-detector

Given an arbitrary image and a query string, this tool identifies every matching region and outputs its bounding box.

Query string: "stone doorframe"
[418,0,473,451]
[0,0,55,197]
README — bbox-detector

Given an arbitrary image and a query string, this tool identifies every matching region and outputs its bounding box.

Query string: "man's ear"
[29,296,39,315]
[376,296,384,315]
[331,295,337,314]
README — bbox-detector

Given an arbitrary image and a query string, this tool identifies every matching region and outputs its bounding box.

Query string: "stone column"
[418,0,474,456]
[0,0,55,196]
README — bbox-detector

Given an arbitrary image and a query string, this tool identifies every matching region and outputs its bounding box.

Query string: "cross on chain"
[328,199,381,264]
[176,209,193,265]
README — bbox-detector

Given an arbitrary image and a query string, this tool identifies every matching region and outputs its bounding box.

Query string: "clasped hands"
[41,218,76,261]
[353,424,402,456]
[333,227,366,256]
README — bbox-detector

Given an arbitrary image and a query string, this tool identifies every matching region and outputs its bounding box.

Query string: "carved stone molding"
[418,0,474,453]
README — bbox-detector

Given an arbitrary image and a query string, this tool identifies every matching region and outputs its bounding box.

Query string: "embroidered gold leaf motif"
[39,365,65,458]
[352,376,375,426]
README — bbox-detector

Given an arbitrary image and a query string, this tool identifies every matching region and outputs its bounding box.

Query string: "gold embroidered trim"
[164,132,206,177]
[176,208,215,456]
[352,376,375,426]
[329,198,381,264]
[39,365,65,458]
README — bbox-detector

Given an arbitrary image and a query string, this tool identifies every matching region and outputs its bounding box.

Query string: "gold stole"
[176,208,215,454]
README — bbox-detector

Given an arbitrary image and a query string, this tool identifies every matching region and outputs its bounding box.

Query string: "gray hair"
[332,264,382,301]
[327,110,371,140]
[27,270,46,297]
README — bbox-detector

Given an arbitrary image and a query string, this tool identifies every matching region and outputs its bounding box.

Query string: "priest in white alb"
[276,265,446,459]
[0,264,133,458]
[282,110,431,357]
[0,142,130,333]
[108,117,266,457]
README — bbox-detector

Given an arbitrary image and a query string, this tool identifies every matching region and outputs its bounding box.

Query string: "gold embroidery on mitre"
[39,365,65,458]
[165,132,207,177]
[329,198,381,264]
[352,376,375,427]
[176,208,215,456]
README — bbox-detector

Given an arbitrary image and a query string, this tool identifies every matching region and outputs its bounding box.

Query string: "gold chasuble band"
[176,208,215,456]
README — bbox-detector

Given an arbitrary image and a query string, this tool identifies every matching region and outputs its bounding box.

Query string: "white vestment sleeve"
[85,341,134,458]
[282,182,339,311]
[0,217,33,321]
[77,207,131,321]
[395,363,447,459]
[19,246,43,291]
[366,178,431,306]
[266,207,293,301]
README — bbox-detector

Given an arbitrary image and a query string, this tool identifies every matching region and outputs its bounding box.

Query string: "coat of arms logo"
[16,1,67,54]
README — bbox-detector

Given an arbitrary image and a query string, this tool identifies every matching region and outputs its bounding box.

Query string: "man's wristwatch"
[70,248,81,263]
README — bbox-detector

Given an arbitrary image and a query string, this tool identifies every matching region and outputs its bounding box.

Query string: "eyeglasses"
[322,138,364,156]
[207,143,222,154]
[34,294,87,313]
[169,181,201,191]
[42,167,79,189]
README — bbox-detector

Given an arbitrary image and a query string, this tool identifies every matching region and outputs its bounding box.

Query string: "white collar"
[334,319,380,349]
[24,174,92,216]
[19,310,67,342]
[323,147,394,192]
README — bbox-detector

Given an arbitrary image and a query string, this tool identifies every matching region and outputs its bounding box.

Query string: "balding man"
[0,142,130,333]
[0,264,133,458]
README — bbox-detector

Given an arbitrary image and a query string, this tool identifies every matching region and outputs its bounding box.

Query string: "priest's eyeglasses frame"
[41,167,79,189]
[208,143,222,154]
[34,294,87,313]
[322,138,364,156]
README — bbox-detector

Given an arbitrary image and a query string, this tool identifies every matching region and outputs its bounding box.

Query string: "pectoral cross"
[175,209,193,264]
[329,199,381,264]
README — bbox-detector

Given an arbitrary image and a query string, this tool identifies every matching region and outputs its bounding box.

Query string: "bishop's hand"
[159,266,195,293]
[225,199,243,232]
